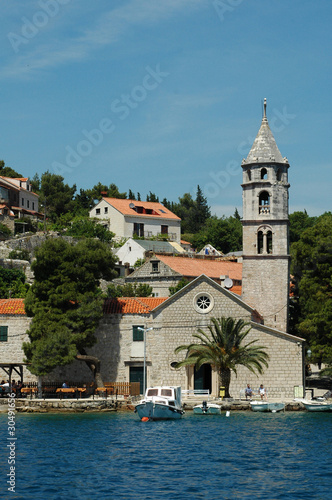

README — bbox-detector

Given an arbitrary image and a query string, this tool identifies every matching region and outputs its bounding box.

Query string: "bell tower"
[241,99,290,332]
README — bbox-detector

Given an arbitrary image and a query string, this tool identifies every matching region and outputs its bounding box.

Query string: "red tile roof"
[102,198,181,220]
[0,299,26,315]
[229,285,241,296]
[103,297,167,314]
[155,255,243,281]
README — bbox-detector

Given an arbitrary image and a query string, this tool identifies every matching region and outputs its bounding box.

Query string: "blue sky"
[1,0,331,217]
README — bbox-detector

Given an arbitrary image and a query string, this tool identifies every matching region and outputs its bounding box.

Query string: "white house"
[89,198,181,243]
[115,237,185,267]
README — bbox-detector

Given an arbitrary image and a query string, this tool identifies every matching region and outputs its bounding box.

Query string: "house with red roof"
[89,197,181,243]
[125,253,242,297]
[0,299,33,382]
[0,176,40,232]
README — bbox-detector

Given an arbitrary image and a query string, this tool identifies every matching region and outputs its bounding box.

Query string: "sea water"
[0,410,331,499]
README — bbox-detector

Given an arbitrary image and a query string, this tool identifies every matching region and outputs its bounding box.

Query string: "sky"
[1,0,331,217]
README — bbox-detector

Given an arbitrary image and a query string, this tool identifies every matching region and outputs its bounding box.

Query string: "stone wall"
[241,256,289,332]
[1,276,303,398]
[0,315,35,383]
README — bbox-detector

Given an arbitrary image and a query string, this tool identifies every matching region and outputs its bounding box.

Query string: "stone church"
[0,100,304,398]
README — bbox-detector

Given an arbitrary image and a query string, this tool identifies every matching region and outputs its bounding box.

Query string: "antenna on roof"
[129,202,135,209]
[224,278,233,289]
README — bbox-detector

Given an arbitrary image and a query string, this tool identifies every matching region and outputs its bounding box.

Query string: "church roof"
[242,99,288,165]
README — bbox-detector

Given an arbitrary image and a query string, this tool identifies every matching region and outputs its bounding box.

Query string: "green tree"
[175,317,269,398]
[146,192,159,202]
[194,185,211,228]
[65,217,115,242]
[0,224,12,238]
[0,160,22,178]
[169,278,190,296]
[290,212,332,359]
[0,268,29,298]
[40,171,76,222]
[189,214,242,254]
[289,210,316,244]
[23,238,117,385]
[106,282,153,298]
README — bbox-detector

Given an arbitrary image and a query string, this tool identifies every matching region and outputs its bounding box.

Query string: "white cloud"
[1,0,209,80]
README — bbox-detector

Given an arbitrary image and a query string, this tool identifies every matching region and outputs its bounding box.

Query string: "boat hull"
[302,402,332,412]
[193,404,221,415]
[135,401,184,420]
[250,402,285,412]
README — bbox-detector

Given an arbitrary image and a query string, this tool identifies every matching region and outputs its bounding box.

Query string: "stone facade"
[0,276,304,398]
[40,276,303,398]
[0,314,34,382]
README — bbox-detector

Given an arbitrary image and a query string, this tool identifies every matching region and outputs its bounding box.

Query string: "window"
[259,191,270,214]
[267,231,273,254]
[32,202,35,210]
[277,168,282,181]
[21,198,24,207]
[257,227,273,255]
[151,261,159,273]
[194,293,214,314]
[0,326,8,342]
[27,200,30,209]
[133,325,144,342]
[161,225,168,235]
[257,231,264,254]
[261,168,267,180]
[104,207,108,214]
[247,169,251,181]
[96,208,100,215]
[133,223,144,237]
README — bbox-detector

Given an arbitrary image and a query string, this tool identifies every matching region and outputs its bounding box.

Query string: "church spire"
[242,98,288,165]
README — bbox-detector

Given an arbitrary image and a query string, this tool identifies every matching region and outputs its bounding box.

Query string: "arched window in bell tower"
[261,167,267,180]
[257,231,264,254]
[276,168,282,181]
[257,226,273,255]
[259,191,270,214]
[267,230,273,254]
[247,169,251,181]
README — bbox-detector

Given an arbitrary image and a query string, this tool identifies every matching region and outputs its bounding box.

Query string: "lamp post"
[137,327,153,395]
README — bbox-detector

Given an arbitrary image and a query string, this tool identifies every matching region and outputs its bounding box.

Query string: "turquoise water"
[0,410,331,499]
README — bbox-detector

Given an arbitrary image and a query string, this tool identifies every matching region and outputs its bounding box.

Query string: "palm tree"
[175,317,269,398]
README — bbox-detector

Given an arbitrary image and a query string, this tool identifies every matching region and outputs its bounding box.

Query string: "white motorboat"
[296,399,332,412]
[135,386,184,420]
[193,401,221,415]
[250,401,285,412]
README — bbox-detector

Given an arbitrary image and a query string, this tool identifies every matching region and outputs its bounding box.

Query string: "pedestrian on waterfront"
[16,380,23,397]
[62,381,69,388]
[259,384,267,400]
[245,384,253,400]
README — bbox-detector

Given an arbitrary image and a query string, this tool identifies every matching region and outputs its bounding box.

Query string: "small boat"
[250,401,285,412]
[135,386,184,420]
[193,401,221,415]
[299,399,332,412]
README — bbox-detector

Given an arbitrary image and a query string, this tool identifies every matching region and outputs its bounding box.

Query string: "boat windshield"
[146,389,159,397]
[161,389,173,397]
